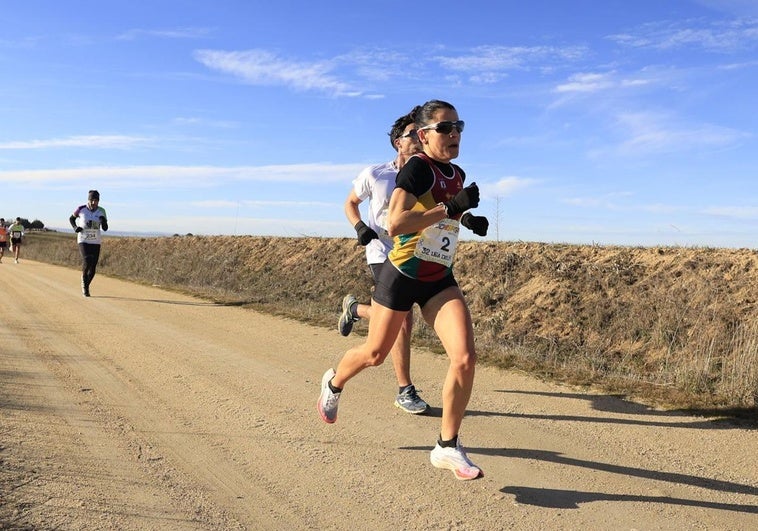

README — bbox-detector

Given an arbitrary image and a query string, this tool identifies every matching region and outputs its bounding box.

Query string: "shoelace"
[324,390,340,408]
[405,387,422,400]
[455,440,477,467]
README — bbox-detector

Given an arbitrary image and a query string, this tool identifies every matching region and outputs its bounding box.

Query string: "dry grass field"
[23,231,758,414]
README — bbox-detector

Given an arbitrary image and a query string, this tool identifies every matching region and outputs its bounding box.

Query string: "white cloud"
[118,27,213,40]
[0,135,150,150]
[172,117,238,128]
[718,60,758,69]
[608,18,758,52]
[612,112,746,155]
[485,176,537,197]
[435,45,586,72]
[191,199,338,209]
[554,71,655,95]
[555,72,616,93]
[192,43,588,95]
[194,49,360,97]
[0,163,367,187]
[120,215,348,238]
[702,206,758,219]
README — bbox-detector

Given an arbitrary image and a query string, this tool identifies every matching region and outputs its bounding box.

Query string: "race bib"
[11,231,22,238]
[84,229,98,240]
[413,219,459,267]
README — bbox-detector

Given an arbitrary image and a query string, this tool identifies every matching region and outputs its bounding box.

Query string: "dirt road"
[1,260,756,530]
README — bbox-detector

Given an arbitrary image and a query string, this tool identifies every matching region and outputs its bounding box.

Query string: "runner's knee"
[450,351,477,374]
[364,347,389,367]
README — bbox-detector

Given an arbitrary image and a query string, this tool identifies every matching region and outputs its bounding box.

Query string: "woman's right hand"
[444,182,480,217]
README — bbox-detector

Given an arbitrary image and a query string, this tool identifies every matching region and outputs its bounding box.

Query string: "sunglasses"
[399,130,419,139]
[419,120,465,135]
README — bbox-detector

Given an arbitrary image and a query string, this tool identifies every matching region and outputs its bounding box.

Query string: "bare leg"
[356,300,414,387]
[353,302,372,320]
[422,286,476,440]
[331,301,409,389]
[389,312,413,387]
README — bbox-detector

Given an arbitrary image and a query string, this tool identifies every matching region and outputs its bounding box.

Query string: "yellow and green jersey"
[388,153,466,282]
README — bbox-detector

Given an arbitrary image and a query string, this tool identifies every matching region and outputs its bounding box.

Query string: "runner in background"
[338,109,429,415]
[69,190,109,297]
[0,218,8,263]
[8,218,25,264]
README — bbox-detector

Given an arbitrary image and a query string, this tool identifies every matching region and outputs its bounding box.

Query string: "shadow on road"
[484,390,757,429]
[398,445,757,513]
[94,295,256,307]
[500,486,758,513]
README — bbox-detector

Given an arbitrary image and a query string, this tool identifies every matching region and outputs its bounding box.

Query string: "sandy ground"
[1,260,756,530]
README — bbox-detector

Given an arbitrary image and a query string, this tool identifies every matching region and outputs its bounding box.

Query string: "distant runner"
[69,190,109,297]
[8,217,25,264]
[0,218,8,263]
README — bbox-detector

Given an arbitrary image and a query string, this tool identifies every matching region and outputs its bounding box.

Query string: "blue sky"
[1,0,756,247]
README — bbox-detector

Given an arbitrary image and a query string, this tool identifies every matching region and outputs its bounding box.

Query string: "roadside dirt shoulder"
[1,261,756,530]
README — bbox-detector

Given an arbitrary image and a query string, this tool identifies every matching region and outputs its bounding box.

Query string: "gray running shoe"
[394,385,429,414]
[337,294,359,336]
[317,368,340,423]
[430,438,483,480]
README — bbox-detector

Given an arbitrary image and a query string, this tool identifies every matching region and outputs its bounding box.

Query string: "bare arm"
[343,190,363,226]
[387,188,447,237]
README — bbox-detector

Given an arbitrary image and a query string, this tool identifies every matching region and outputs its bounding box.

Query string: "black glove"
[354,221,378,246]
[100,216,108,231]
[444,182,480,217]
[75,227,83,233]
[461,213,489,237]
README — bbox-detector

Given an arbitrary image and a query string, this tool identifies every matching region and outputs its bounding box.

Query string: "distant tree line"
[2,217,46,230]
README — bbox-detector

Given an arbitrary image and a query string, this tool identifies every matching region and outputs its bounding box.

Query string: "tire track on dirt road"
[1,260,756,530]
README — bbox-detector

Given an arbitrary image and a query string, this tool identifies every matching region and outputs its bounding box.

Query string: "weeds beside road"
[24,231,758,414]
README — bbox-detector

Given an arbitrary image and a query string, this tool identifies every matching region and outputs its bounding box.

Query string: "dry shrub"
[24,232,758,410]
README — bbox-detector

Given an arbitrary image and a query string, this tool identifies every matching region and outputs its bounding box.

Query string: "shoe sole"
[394,401,429,415]
[337,316,354,337]
[317,370,337,423]
[317,400,336,423]
[337,295,357,336]
[430,457,483,480]
[430,450,484,480]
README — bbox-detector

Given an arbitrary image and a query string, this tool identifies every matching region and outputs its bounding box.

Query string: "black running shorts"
[372,259,458,312]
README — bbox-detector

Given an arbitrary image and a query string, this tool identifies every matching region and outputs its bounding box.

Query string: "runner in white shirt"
[337,110,429,414]
[69,190,109,297]
[8,218,25,263]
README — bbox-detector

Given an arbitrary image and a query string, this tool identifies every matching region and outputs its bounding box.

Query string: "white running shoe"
[317,368,340,423]
[430,439,483,480]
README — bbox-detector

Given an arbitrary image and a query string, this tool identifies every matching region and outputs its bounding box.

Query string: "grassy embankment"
[23,230,758,416]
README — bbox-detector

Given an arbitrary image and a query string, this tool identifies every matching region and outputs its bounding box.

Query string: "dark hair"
[387,110,418,150]
[412,99,456,128]
[88,189,100,200]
